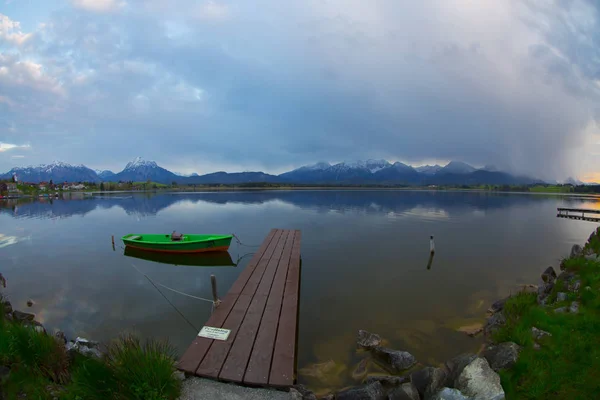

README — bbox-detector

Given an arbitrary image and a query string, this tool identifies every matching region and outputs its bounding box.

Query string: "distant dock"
[557,207,600,222]
[178,229,301,389]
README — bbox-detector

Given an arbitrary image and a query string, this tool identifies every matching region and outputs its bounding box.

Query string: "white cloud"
[71,0,126,13]
[11,155,25,159]
[0,143,31,152]
[0,54,65,96]
[0,13,32,46]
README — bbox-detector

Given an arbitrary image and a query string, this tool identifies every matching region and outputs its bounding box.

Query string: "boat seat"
[171,231,184,241]
[129,235,141,240]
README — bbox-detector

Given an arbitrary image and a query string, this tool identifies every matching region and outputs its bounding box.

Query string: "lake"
[0,190,597,392]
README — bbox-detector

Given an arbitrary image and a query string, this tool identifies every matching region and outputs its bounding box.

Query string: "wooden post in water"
[111,235,115,251]
[211,274,220,307]
[430,235,435,254]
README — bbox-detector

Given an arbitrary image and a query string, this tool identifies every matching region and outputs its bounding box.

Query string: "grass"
[529,185,573,193]
[0,315,181,400]
[492,228,600,399]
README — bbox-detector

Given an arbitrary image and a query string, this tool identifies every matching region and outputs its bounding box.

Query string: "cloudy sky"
[0,0,599,180]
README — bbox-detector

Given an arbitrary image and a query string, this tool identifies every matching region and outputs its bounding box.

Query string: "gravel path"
[179,377,290,400]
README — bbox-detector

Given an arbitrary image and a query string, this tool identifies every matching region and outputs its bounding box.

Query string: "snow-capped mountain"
[0,161,99,183]
[415,165,442,175]
[112,157,179,183]
[95,170,116,180]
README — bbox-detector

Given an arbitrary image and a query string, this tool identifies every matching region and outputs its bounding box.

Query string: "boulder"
[488,297,508,314]
[554,307,567,314]
[570,244,583,258]
[364,375,406,388]
[26,299,34,307]
[388,383,420,400]
[292,385,317,400]
[54,331,67,345]
[568,281,581,292]
[352,358,370,381]
[3,300,12,314]
[75,337,100,349]
[556,292,567,302]
[336,381,385,400]
[557,271,575,282]
[290,388,304,400]
[454,357,505,400]
[541,267,557,284]
[372,347,416,373]
[444,353,477,388]
[357,330,382,350]
[482,342,520,372]
[430,388,473,400]
[12,310,35,322]
[569,301,580,314]
[531,327,552,341]
[483,312,506,335]
[410,367,446,398]
[173,371,185,381]
[66,341,103,359]
[584,254,598,261]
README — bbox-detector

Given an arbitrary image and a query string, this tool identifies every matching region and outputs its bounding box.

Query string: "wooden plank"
[178,229,278,373]
[219,230,294,382]
[558,208,600,214]
[195,230,286,378]
[269,230,302,387]
[243,230,296,385]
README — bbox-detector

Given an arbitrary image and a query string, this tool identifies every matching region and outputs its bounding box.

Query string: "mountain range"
[0,157,546,186]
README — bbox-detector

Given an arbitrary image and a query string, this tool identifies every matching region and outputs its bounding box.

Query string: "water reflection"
[1,190,597,220]
[123,247,236,267]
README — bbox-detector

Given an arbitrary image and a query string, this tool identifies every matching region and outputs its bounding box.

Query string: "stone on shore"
[557,271,575,283]
[372,347,416,373]
[336,381,385,400]
[569,301,580,314]
[568,281,581,292]
[410,367,446,399]
[488,297,508,314]
[291,385,317,400]
[556,292,567,302]
[541,267,557,283]
[554,307,567,314]
[444,353,477,388]
[431,388,473,400]
[570,244,583,258]
[364,375,406,388]
[351,358,370,381]
[388,383,420,400]
[357,330,382,350]
[454,357,505,400]
[531,327,552,340]
[12,310,35,322]
[482,342,520,372]
[483,312,506,335]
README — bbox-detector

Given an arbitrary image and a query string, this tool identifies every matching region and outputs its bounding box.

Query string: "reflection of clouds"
[0,233,31,248]
[387,207,450,221]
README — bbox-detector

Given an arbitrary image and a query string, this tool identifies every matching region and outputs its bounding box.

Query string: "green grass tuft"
[107,334,180,400]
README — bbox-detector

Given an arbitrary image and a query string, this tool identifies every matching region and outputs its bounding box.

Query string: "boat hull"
[122,234,232,254]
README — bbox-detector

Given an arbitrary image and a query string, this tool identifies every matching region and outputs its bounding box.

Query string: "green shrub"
[65,357,120,400]
[107,334,180,400]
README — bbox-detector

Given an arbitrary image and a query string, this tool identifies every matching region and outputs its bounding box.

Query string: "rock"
[34,325,45,334]
[531,327,552,340]
[430,388,473,400]
[585,286,592,291]
[541,266,557,283]
[292,385,317,400]
[483,312,506,335]
[569,301,580,314]
[557,271,575,282]
[3,302,12,314]
[75,337,99,349]
[556,292,567,302]
[320,395,335,400]
[444,353,477,388]
[388,383,420,400]
[488,297,508,314]
[357,330,382,350]
[173,371,185,381]
[364,375,407,387]
[54,331,67,345]
[372,347,416,373]
[410,367,446,399]
[290,388,304,400]
[352,358,370,381]
[66,341,103,359]
[12,310,35,322]
[4,313,12,321]
[26,299,34,307]
[554,307,567,313]
[559,258,567,271]
[456,323,483,337]
[568,281,581,292]
[585,254,598,261]
[537,282,554,296]
[482,342,520,372]
[336,381,385,400]
[455,357,504,400]
[570,244,583,258]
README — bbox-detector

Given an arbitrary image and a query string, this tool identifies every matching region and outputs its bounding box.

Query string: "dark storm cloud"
[0,0,599,179]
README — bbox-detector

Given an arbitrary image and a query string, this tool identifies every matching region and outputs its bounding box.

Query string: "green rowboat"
[121,233,233,254]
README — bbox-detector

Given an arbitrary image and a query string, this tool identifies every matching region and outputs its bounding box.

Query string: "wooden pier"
[178,229,301,389]
[557,208,600,222]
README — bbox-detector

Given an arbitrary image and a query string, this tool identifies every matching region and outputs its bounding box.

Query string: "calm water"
[0,190,597,391]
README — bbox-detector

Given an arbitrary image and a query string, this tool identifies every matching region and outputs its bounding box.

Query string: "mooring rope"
[232,233,261,247]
